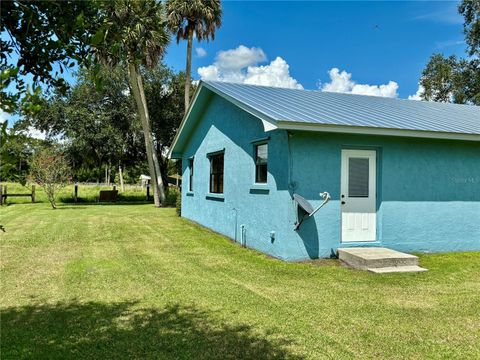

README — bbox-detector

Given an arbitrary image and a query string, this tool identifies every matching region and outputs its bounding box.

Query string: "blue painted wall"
[181,92,480,261]
[181,94,293,259]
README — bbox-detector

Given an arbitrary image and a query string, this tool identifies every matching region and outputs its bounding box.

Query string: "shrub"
[175,191,181,216]
[165,187,179,207]
[29,149,71,209]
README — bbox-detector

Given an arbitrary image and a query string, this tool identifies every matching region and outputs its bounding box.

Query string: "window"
[255,143,268,183]
[348,157,369,197]
[188,157,194,192]
[209,152,224,193]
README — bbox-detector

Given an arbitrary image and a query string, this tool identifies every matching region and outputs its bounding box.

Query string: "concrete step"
[338,247,421,270]
[368,265,428,274]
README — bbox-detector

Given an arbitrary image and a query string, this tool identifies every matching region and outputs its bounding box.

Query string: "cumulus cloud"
[197,45,303,89]
[408,84,425,101]
[214,45,266,71]
[321,68,399,98]
[195,47,207,58]
[243,57,303,89]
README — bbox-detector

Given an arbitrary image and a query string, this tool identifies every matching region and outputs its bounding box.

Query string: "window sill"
[250,184,269,194]
[250,184,268,190]
[206,193,225,201]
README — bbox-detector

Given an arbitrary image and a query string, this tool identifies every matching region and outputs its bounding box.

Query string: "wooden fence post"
[74,182,78,203]
[0,185,3,205]
[3,185,6,202]
[146,183,150,200]
[31,185,36,203]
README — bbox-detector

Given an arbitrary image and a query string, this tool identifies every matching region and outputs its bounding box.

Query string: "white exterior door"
[341,149,377,242]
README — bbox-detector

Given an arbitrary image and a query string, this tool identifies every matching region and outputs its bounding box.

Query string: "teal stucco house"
[169,81,480,261]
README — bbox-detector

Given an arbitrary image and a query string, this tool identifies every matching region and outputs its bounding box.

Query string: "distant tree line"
[2,64,189,185]
[1,0,221,206]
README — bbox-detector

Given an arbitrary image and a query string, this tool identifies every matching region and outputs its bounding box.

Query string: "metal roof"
[204,81,480,135]
[169,81,480,158]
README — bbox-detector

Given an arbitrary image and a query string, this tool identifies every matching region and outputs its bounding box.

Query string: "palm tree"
[92,0,169,207]
[165,0,222,110]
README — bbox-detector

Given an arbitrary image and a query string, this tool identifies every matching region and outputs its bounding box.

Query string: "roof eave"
[276,121,480,142]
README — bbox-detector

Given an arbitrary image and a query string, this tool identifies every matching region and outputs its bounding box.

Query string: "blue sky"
[164,0,466,99]
[2,1,468,125]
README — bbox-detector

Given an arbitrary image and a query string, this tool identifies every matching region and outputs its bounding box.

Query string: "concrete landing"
[337,247,428,273]
[368,266,428,274]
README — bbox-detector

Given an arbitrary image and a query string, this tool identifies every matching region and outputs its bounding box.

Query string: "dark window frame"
[254,142,268,184]
[209,151,224,194]
[188,157,194,192]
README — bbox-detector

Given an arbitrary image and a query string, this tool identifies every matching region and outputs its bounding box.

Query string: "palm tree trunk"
[152,146,166,202]
[127,63,165,207]
[184,28,193,111]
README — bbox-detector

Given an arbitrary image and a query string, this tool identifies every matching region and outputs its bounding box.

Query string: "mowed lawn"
[1,203,479,359]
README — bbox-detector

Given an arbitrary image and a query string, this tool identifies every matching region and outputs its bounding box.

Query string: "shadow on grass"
[58,196,153,204]
[54,206,88,210]
[1,301,302,360]
[56,202,154,208]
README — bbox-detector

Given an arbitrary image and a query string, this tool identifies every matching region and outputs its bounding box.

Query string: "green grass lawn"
[1,202,479,359]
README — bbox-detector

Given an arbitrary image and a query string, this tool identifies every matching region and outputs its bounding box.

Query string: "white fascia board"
[276,121,480,142]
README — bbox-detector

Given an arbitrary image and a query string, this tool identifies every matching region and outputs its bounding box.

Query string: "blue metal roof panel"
[204,81,480,135]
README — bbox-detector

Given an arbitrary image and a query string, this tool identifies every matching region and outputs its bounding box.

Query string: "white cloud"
[198,64,221,81]
[197,45,302,89]
[215,45,266,71]
[243,57,303,89]
[408,84,425,101]
[195,47,207,58]
[321,68,399,98]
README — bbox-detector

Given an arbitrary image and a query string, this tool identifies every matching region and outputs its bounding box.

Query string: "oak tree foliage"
[420,0,480,105]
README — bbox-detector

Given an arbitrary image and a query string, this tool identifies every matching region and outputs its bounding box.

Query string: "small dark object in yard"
[0,225,5,232]
[98,190,118,203]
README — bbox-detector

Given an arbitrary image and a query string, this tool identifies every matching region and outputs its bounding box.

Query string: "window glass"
[188,158,194,192]
[209,153,224,193]
[348,157,369,197]
[255,143,268,183]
